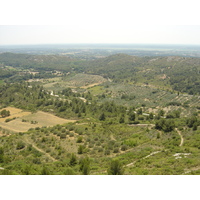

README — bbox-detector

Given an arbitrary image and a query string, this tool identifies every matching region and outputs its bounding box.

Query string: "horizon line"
[1,43,200,47]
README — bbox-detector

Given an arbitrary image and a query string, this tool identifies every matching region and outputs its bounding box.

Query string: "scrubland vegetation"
[0,53,199,175]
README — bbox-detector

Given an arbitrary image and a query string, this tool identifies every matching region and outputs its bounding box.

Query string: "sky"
[1,25,200,45]
[1,0,200,45]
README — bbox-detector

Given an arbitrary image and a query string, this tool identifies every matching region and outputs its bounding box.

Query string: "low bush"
[16,141,25,150]
[76,137,83,143]
[60,133,67,139]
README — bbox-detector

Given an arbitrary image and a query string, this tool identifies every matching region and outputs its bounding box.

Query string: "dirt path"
[92,149,163,174]
[175,128,184,146]
[126,150,162,167]
[183,166,200,174]
[126,161,137,167]
[23,136,57,162]
[107,140,153,159]
[142,151,161,159]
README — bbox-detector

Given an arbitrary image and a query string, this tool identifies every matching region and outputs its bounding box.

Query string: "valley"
[0,52,199,175]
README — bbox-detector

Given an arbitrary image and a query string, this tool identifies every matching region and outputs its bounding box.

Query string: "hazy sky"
[1,0,200,45]
[1,25,200,45]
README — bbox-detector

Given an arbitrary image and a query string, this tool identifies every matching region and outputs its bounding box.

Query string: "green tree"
[166,110,180,118]
[158,109,165,117]
[119,115,125,123]
[78,145,84,154]
[0,109,10,118]
[108,159,124,175]
[16,141,25,150]
[121,145,128,151]
[129,113,135,122]
[41,166,50,175]
[60,133,67,139]
[137,108,142,115]
[193,123,198,131]
[64,167,76,175]
[22,165,32,175]
[149,113,154,119]
[0,147,4,163]
[69,153,77,166]
[76,136,83,143]
[79,157,90,175]
[155,119,175,132]
[186,116,197,128]
[99,113,105,121]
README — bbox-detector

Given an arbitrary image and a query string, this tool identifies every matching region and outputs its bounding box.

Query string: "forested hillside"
[1,53,200,94]
[82,54,200,94]
[0,53,83,72]
[0,52,199,175]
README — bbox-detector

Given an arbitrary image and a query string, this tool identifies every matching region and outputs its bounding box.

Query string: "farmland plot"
[43,73,107,91]
[0,107,76,133]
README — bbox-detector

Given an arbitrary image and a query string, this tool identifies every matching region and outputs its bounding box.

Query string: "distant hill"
[82,54,200,94]
[0,52,81,71]
[0,52,200,94]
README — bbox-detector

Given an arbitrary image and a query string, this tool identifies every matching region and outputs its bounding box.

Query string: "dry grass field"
[22,111,76,126]
[0,107,31,122]
[0,107,76,133]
